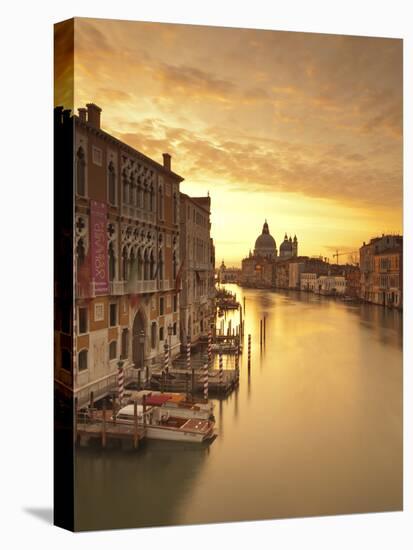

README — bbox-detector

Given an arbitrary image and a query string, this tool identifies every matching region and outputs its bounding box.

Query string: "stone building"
[315,275,346,295]
[179,193,216,346]
[359,235,403,307]
[372,248,403,307]
[241,221,298,288]
[55,104,185,402]
[218,260,241,284]
[300,273,317,292]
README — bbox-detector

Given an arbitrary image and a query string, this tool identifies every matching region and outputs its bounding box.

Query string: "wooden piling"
[137,368,141,390]
[260,320,263,347]
[145,365,149,386]
[133,401,138,449]
[101,402,107,448]
[143,394,147,429]
[248,334,251,370]
[264,316,266,344]
[89,391,94,420]
[112,395,117,424]
[74,397,78,445]
[191,367,196,400]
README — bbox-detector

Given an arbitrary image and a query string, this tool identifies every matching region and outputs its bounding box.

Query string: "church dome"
[254,221,277,258]
[280,237,292,252]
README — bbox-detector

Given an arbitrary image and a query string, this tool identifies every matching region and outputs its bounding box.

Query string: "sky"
[56,18,403,266]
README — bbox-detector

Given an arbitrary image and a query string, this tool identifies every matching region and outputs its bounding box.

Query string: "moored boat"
[128,390,214,420]
[116,404,216,443]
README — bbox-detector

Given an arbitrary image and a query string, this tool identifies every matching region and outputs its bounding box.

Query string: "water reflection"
[75,284,402,529]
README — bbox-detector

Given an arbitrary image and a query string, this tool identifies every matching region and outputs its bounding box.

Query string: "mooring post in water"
[260,319,263,348]
[112,394,117,424]
[219,349,224,394]
[243,296,246,313]
[102,402,107,448]
[185,371,190,400]
[192,367,196,401]
[264,316,266,344]
[248,334,251,370]
[133,401,138,449]
[161,369,165,393]
[145,365,149,387]
[143,394,147,429]
[89,391,94,421]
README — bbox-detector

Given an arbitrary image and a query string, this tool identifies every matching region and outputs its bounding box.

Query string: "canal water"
[75,285,403,530]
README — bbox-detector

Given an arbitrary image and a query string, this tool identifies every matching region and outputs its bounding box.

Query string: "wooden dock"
[76,408,146,450]
[149,368,239,397]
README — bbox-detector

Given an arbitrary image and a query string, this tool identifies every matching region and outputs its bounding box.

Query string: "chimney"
[162,153,171,171]
[78,107,87,123]
[86,103,102,129]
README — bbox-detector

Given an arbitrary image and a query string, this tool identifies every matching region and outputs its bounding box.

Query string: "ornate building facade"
[55,103,188,403]
[241,221,298,287]
[179,193,216,346]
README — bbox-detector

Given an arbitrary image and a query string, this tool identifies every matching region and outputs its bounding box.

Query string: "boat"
[115,404,216,443]
[128,390,214,420]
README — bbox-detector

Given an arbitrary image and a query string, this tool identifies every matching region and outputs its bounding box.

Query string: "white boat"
[128,390,214,421]
[116,404,216,443]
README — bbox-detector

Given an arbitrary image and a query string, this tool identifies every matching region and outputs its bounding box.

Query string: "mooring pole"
[260,320,263,348]
[133,401,138,449]
[264,316,266,345]
[248,334,251,370]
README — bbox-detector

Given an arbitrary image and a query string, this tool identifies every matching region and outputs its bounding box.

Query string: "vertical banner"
[90,200,108,295]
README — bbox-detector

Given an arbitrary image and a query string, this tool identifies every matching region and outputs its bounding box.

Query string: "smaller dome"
[280,237,292,251]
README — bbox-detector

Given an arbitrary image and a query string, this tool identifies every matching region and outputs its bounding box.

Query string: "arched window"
[121,247,128,281]
[173,193,178,224]
[108,242,116,281]
[150,250,155,279]
[150,184,154,212]
[76,147,86,196]
[137,178,143,208]
[78,349,88,371]
[158,186,164,220]
[122,171,129,204]
[136,249,143,280]
[158,249,164,280]
[108,161,116,205]
[143,249,150,280]
[172,251,177,280]
[76,239,85,271]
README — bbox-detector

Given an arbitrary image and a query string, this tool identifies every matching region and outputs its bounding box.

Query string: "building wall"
[59,104,185,393]
[179,194,215,345]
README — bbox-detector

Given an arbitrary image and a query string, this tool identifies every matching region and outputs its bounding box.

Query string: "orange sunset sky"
[55,18,403,266]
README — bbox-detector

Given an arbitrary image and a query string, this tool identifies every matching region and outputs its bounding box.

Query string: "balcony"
[121,205,156,224]
[76,281,96,299]
[109,280,126,295]
[127,280,157,294]
[158,279,171,291]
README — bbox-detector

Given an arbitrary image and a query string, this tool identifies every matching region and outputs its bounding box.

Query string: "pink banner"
[90,200,109,295]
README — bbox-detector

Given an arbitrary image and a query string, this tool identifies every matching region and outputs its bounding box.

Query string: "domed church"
[254,220,277,259]
[241,221,298,287]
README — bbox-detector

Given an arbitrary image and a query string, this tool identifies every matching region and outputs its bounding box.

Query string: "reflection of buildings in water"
[75,440,210,531]
[348,303,403,349]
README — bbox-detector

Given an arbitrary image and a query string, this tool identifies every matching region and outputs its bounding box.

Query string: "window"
[159,326,164,341]
[109,303,117,327]
[76,147,86,196]
[61,304,71,334]
[61,349,71,372]
[121,329,129,359]
[92,146,102,166]
[94,303,104,322]
[173,193,178,224]
[108,161,116,204]
[78,307,88,334]
[159,297,164,315]
[109,243,116,281]
[151,322,157,349]
[78,349,88,371]
[173,294,178,312]
[76,239,85,270]
[109,341,117,360]
[173,322,177,336]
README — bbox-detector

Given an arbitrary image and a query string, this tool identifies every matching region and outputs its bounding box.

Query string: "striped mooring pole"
[117,360,125,405]
[247,334,251,369]
[203,361,209,401]
[208,329,212,368]
[235,348,240,383]
[164,341,169,374]
[219,349,224,391]
[186,337,191,370]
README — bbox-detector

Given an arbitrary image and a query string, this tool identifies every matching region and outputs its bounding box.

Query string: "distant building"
[359,235,403,307]
[344,266,361,298]
[179,193,216,345]
[241,221,298,288]
[315,275,346,295]
[218,260,241,284]
[300,273,317,292]
[372,248,403,307]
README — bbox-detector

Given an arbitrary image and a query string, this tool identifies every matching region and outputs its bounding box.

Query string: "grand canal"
[75,285,403,530]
